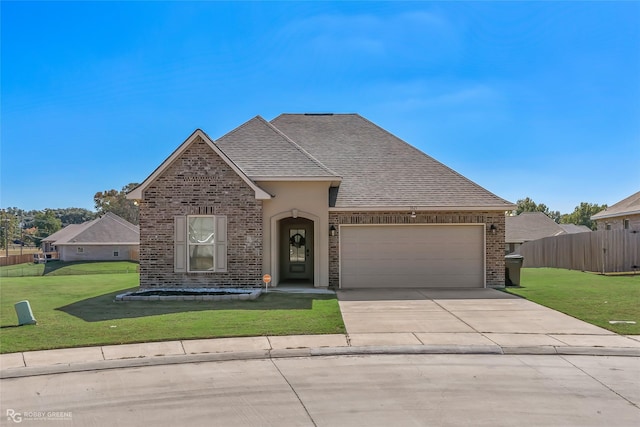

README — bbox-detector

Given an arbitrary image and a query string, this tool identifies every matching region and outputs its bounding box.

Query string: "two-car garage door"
[340,225,485,288]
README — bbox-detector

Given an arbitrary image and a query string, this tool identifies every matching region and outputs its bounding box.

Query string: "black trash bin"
[505,254,524,286]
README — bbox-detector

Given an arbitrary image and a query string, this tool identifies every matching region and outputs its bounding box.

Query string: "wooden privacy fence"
[0,254,35,267]
[519,229,640,273]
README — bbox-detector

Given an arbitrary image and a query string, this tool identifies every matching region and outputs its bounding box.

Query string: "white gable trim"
[126,129,272,200]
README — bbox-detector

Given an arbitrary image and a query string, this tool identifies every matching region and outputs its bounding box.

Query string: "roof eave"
[329,204,516,212]
[251,176,342,182]
[591,209,640,220]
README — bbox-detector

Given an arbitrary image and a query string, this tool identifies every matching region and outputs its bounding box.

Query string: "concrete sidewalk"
[2,332,640,379]
[2,288,639,378]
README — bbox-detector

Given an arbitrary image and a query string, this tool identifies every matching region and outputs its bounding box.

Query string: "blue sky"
[2,1,639,214]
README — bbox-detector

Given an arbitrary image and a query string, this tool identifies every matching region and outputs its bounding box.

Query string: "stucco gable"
[127,129,271,201]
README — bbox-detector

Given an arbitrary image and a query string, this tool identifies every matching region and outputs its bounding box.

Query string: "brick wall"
[328,211,506,288]
[596,214,640,231]
[138,136,263,288]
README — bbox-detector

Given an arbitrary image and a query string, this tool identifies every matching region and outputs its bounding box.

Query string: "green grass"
[0,273,345,354]
[505,268,640,335]
[0,261,139,277]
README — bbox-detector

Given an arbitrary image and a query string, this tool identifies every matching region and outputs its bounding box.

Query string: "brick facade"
[595,214,640,232]
[138,136,263,288]
[328,211,506,288]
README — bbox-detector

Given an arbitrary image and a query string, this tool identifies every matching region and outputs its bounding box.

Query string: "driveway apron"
[337,288,620,348]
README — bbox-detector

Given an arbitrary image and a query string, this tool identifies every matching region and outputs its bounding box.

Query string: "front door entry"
[280,218,314,283]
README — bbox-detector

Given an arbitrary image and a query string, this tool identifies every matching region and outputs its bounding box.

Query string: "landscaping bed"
[116,287,262,301]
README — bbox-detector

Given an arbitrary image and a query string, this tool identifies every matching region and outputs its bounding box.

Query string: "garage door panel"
[340,225,484,288]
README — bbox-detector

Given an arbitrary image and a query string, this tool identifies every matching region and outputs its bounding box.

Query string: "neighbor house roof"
[43,212,139,245]
[269,114,514,210]
[558,224,591,234]
[505,212,566,244]
[591,190,640,220]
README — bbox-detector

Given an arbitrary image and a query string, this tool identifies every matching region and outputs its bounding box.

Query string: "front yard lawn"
[0,260,139,277]
[505,268,640,335]
[0,273,345,354]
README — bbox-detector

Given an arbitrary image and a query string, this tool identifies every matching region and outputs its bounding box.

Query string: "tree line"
[514,197,607,230]
[0,187,607,250]
[1,183,139,249]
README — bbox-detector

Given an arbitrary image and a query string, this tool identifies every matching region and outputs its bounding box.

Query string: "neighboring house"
[591,190,640,231]
[41,212,139,262]
[127,114,515,289]
[505,212,590,254]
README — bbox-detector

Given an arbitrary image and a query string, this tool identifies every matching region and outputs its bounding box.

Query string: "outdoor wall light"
[490,224,497,234]
[329,225,337,236]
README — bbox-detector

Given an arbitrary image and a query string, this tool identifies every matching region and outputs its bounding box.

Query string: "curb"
[2,344,639,379]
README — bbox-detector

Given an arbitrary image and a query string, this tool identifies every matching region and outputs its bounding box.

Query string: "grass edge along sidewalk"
[0,272,345,354]
[504,268,640,335]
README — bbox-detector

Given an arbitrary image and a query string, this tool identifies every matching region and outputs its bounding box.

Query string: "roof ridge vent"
[304,113,334,116]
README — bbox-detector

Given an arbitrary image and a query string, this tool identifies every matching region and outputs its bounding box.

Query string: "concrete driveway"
[337,288,640,349]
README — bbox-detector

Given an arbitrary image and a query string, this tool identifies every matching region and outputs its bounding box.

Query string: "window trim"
[113,250,119,257]
[175,215,227,274]
[623,219,630,230]
[77,247,84,254]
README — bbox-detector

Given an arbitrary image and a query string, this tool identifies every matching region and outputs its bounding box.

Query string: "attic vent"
[193,206,216,215]
[180,176,214,182]
[304,113,334,116]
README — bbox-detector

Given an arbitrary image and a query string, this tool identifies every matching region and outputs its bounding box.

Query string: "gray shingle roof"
[591,190,640,220]
[505,212,566,243]
[558,224,591,234]
[215,116,340,179]
[269,114,513,209]
[43,212,139,245]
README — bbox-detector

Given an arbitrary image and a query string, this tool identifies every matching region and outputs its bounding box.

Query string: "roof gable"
[127,129,271,200]
[271,113,514,210]
[591,190,640,220]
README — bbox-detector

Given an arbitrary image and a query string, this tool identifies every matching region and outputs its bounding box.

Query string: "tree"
[560,202,607,230]
[94,183,140,225]
[32,209,62,247]
[0,209,19,250]
[514,197,561,223]
[51,208,97,226]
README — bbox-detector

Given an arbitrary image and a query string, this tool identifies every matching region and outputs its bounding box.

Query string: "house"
[504,212,590,254]
[505,212,565,254]
[127,114,515,289]
[591,190,640,231]
[41,212,139,262]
